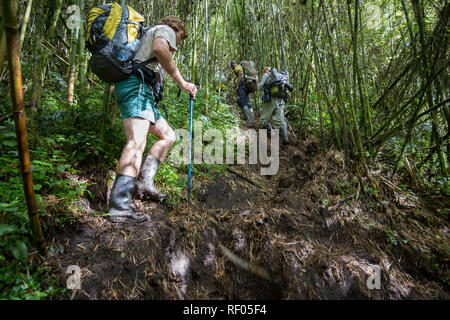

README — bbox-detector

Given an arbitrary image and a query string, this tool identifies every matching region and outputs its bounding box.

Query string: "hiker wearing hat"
[231,60,255,123]
[258,66,292,145]
[109,16,197,222]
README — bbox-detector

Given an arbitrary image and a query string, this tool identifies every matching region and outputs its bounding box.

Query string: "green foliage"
[160,85,240,131]
[35,90,126,168]
[154,87,240,202]
[1,81,242,300]
[0,85,12,119]
[155,160,187,205]
[0,261,62,300]
[334,180,352,196]
[0,120,87,299]
[0,0,446,299]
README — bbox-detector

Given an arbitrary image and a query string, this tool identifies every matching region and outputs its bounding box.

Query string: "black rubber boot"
[135,155,168,201]
[242,105,255,123]
[109,174,147,223]
[261,121,274,139]
[281,123,290,145]
[263,121,274,132]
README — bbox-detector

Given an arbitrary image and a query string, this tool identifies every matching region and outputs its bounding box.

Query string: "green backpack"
[240,60,258,93]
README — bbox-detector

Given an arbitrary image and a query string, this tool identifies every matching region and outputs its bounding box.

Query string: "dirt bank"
[46,138,449,299]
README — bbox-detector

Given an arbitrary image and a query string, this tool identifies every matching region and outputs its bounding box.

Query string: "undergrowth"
[0,77,242,298]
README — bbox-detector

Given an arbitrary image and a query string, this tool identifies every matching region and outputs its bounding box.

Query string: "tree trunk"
[3,0,47,256]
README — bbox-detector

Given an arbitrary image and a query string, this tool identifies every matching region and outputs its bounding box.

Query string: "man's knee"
[158,127,176,146]
[125,139,146,153]
[166,128,176,146]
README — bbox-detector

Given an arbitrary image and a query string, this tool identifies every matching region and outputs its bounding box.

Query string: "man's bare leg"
[147,118,177,161]
[109,117,149,222]
[135,118,176,200]
[117,117,150,177]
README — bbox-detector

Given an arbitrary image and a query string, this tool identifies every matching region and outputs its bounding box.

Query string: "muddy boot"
[262,122,274,138]
[109,174,147,223]
[242,105,255,123]
[281,124,289,145]
[135,155,168,201]
[263,121,274,132]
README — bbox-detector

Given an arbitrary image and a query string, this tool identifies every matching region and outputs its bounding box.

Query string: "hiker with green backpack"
[230,60,257,123]
[86,4,196,222]
[258,66,293,145]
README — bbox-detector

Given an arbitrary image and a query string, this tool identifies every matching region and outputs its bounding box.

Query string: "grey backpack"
[264,68,293,99]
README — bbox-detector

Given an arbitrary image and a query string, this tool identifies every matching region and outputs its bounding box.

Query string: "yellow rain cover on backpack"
[86,2,144,46]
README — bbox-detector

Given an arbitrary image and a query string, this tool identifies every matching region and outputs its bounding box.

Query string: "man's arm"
[153,37,196,98]
[258,73,269,91]
[236,69,243,91]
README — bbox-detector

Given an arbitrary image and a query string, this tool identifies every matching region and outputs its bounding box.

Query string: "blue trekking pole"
[187,95,194,215]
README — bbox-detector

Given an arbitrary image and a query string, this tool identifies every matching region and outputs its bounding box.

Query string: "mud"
[47,138,449,300]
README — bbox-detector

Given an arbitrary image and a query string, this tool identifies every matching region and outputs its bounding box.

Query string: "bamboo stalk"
[270,4,280,69]
[0,14,6,72]
[410,0,447,177]
[204,0,209,114]
[217,0,228,98]
[277,1,287,71]
[3,0,46,256]
[67,20,80,105]
[49,0,63,39]
[190,0,200,83]
[18,0,33,53]
[358,0,373,137]
[219,244,271,281]
[30,0,44,111]
[211,2,219,82]
[348,0,368,173]
[77,0,88,103]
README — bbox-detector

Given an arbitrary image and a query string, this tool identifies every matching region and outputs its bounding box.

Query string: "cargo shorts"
[114,75,163,124]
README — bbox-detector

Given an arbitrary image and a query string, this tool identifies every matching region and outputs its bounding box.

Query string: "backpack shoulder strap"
[140,57,157,65]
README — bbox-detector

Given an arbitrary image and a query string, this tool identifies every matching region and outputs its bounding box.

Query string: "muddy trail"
[45,137,449,300]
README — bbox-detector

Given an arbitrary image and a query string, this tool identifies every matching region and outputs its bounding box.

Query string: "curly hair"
[160,15,188,40]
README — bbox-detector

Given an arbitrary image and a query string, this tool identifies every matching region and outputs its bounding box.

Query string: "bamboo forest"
[0,0,449,303]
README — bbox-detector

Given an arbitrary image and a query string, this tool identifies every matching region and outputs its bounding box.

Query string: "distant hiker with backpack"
[258,66,293,145]
[231,60,256,123]
[86,7,196,222]
[213,70,227,95]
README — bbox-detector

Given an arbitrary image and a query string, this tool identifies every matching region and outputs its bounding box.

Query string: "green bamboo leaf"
[1,132,16,138]
[0,224,20,236]
[2,140,17,147]
[0,202,20,212]
[11,241,28,260]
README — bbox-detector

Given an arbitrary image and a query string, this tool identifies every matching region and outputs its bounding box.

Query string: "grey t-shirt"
[133,25,177,82]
